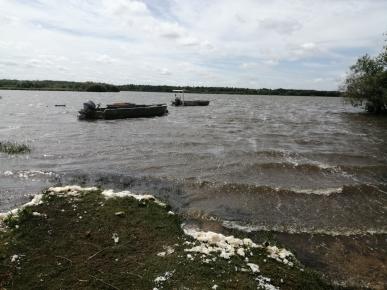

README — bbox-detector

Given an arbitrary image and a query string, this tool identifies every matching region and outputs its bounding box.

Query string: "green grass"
[0,141,31,154]
[0,189,349,289]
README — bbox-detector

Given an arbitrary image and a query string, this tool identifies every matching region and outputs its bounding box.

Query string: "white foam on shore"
[183,226,261,260]
[0,184,293,289]
[48,185,98,196]
[267,245,293,266]
[154,270,175,286]
[1,186,167,230]
[32,211,47,218]
[256,276,279,290]
[183,225,294,266]
[112,233,119,244]
[0,186,97,229]
[10,254,19,263]
[182,225,293,289]
[101,189,166,207]
[48,186,166,207]
[247,263,260,273]
[157,245,175,257]
[183,225,293,266]
[0,194,44,225]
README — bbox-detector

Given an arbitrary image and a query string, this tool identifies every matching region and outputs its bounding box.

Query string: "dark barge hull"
[172,100,210,106]
[79,104,168,120]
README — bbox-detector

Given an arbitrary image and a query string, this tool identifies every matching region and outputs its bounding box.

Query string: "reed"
[0,141,31,154]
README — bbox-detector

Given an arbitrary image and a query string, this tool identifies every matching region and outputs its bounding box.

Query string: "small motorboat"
[172,98,210,106]
[78,101,168,120]
[171,90,209,106]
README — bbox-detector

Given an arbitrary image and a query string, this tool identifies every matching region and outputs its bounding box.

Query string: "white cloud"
[258,18,303,35]
[313,78,324,83]
[240,63,256,69]
[111,0,148,15]
[157,22,185,39]
[263,59,279,66]
[0,0,386,90]
[301,43,317,50]
[287,42,321,60]
[159,68,171,75]
[95,54,118,64]
[0,14,20,25]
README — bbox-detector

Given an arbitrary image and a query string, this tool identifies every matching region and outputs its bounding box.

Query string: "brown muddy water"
[0,90,386,288]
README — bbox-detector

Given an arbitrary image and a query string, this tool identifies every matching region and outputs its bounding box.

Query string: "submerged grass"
[0,141,30,154]
[0,188,349,289]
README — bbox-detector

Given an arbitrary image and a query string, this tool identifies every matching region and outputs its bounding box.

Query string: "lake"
[0,90,386,288]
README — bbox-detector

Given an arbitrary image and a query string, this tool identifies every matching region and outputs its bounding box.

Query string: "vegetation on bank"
[343,38,387,114]
[0,79,340,96]
[119,84,341,97]
[0,141,30,155]
[0,80,120,92]
[0,186,346,289]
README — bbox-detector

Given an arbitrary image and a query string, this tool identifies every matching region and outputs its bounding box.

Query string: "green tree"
[343,39,387,113]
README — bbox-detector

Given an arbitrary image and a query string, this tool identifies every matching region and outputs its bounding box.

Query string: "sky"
[0,0,386,90]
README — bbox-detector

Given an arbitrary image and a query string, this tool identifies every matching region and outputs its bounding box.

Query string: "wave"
[1,170,59,179]
[3,167,385,198]
[265,161,333,170]
[201,160,338,175]
[253,150,298,158]
[338,164,387,173]
[0,125,21,131]
[288,187,343,196]
[222,220,387,237]
[186,180,387,197]
[231,162,387,176]
[240,149,380,163]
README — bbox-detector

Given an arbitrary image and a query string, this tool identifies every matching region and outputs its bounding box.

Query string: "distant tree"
[343,38,387,114]
[85,83,120,92]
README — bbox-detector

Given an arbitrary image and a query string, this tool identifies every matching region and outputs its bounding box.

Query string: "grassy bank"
[0,141,30,154]
[0,186,346,289]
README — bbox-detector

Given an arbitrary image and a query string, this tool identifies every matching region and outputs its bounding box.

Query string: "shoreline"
[0,186,346,289]
[0,87,342,97]
[0,80,341,97]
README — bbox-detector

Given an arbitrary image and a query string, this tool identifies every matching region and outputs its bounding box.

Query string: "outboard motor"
[173,97,182,106]
[79,100,97,120]
[83,100,96,111]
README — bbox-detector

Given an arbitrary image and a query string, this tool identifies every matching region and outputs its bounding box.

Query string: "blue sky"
[0,0,386,90]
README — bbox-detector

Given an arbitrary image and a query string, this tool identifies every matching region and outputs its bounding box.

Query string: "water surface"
[0,90,386,288]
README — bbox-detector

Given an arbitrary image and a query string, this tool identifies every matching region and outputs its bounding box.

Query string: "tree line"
[0,79,340,96]
[0,80,120,92]
[119,84,340,96]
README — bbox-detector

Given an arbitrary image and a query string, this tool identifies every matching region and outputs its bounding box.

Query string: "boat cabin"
[172,89,185,106]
